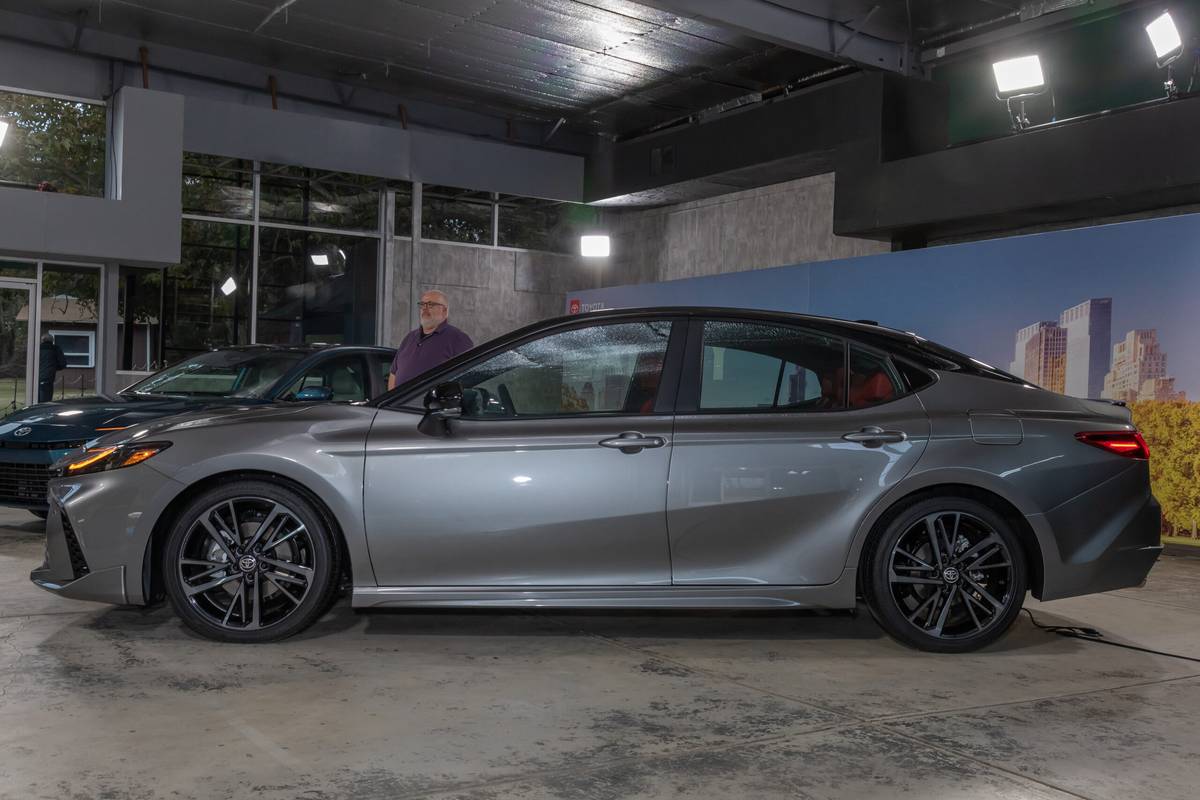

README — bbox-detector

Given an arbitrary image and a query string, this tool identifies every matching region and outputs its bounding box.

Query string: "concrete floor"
[1,508,1198,800]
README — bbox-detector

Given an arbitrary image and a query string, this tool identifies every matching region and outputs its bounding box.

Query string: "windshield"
[123,350,308,399]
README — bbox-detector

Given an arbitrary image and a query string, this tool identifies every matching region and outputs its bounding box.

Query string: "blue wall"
[568,213,1200,399]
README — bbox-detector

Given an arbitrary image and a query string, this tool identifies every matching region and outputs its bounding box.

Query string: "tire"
[863,496,1027,653]
[29,509,48,520]
[162,480,340,643]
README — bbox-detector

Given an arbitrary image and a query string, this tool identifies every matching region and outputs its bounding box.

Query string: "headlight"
[55,442,172,477]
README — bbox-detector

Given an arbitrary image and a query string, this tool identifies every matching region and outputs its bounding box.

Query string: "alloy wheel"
[176,496,315,631]
[887,511,1017,640]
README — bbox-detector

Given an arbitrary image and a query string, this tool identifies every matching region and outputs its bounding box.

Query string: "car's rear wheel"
[863,497,1027,653]
[162,480,340,643]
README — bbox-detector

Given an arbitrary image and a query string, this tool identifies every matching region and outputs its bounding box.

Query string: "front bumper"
[0,449,56,510]
[29,465,182,606]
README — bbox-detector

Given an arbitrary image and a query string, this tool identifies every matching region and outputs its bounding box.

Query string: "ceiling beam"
[643,0,914,74]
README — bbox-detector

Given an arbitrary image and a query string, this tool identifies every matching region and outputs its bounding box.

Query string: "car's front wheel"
[162,480,340,643]
[863,496,1027,653]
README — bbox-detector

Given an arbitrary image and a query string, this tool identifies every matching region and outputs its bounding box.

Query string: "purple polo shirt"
[389,321,474,385]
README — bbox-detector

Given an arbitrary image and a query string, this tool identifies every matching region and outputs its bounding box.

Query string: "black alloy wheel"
[163,480,340,643]
[864,497,1027,653]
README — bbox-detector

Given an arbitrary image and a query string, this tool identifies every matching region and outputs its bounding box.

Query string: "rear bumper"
[1032,464,1162,601]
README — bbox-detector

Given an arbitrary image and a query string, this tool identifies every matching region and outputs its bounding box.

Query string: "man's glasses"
[417,301,446,310]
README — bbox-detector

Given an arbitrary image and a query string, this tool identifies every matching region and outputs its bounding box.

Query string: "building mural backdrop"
[568,212,1200,540]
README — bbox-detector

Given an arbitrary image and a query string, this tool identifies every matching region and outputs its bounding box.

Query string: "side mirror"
[418,381,463,437]
[294,386,334,402]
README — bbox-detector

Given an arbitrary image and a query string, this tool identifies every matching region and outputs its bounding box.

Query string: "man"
[387,290,474,390]
[38,333,67,403]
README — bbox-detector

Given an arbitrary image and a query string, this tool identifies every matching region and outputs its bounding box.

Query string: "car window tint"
[450,321,672,418]
[848,346,903,408]
[699,321,845,412]
[374,353,393,391]
[280,356,368,402]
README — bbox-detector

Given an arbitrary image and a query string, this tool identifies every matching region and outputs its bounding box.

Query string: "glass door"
[0,280,36,413]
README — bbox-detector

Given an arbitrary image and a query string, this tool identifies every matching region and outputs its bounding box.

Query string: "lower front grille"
[61,513,90,578]
[0,461,50,504]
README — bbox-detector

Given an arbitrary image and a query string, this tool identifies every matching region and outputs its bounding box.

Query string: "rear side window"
[847,346,903,409]
[699,321,845,411]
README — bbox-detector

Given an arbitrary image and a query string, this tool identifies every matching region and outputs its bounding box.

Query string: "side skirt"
[352,569,857,610]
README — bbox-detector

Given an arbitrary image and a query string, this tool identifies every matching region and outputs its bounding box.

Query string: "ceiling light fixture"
[310,253,329,266]
[992,55,1048,131]
[1146,11,1185,98]
[1147,11,1183,65]
[220,277,237,295]
[580,235,610,258]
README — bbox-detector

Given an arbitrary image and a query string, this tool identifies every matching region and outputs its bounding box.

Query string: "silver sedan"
[31,308,1161,652]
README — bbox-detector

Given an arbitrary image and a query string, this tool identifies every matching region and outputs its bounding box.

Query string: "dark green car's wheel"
[863,497,1027,653]
[162,480,340,643]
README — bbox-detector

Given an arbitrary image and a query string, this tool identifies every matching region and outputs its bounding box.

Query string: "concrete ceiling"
[0,0,1043,138]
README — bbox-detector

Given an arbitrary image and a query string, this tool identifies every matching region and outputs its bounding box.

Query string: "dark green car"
[0,344,394,517]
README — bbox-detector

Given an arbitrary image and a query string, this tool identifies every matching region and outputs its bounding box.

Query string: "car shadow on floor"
[65,596,1098,657]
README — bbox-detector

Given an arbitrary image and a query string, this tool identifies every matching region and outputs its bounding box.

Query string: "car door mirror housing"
[294,386,333,402]
[419,381,463,437]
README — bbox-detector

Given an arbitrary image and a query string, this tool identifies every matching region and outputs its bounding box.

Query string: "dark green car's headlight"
[55,442,172,477]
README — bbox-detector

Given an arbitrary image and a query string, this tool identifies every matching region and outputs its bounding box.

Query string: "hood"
[94,401,371,447]
[0,394,252,446]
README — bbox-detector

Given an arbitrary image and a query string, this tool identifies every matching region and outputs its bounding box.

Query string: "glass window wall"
[0,89,106,196]
[182,153,254,219]
[256,228,377,345]
[39,263,101,400]
[260,163,382,232]
[117,266,163,372]
[161,220,253,363]
[421,185,494,244]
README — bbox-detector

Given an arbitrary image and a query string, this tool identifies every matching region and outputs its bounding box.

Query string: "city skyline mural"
[568,210,1200,538]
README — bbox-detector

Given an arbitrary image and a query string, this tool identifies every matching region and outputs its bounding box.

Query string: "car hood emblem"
[13,427,32,437]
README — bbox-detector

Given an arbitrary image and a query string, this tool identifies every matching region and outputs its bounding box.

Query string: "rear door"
[666,318,930,586]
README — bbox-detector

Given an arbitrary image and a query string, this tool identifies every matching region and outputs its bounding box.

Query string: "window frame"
[677,317,923,416]
[380,316,689,420]
[48,329,96,369]
[268,351,374,403]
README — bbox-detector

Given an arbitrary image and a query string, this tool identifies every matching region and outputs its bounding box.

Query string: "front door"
[0,280,36,413]
[364,318,683,587]
[666,318,930,586]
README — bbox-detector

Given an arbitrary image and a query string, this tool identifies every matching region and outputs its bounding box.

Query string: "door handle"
[842,426,908,446]
[599,431,666,453]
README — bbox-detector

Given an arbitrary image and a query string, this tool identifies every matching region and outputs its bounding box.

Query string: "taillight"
[1075,431,1149,459]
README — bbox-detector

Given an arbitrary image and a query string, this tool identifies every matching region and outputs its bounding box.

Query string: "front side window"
[279,355,369,402]
[445,321,673,418]
[699,321,845,412]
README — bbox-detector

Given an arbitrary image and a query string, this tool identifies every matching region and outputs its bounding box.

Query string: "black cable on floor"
[1022,608,1200,664]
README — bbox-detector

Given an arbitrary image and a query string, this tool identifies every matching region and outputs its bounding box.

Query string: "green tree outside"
[1130,401,1200,538]
[0,89,106,195]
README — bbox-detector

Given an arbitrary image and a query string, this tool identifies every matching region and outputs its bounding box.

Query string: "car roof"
[214,343,394,355]
[551,307,922,343]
